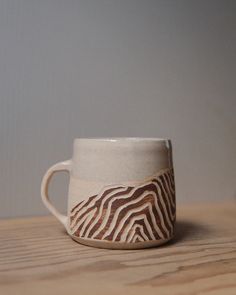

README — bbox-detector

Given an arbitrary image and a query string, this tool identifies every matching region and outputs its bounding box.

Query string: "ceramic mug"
[41,138,176,249]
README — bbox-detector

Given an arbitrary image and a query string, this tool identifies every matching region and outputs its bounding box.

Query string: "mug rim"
[74,137,170,143]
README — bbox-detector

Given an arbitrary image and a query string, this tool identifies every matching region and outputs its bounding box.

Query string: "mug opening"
[74,137,170,143]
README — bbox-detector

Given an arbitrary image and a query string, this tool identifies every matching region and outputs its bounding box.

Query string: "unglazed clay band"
[69,167,175,248]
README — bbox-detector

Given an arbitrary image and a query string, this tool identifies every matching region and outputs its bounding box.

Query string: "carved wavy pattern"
[70,168,175,243]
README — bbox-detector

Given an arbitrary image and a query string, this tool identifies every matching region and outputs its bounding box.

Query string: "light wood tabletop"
[0,202,235,295]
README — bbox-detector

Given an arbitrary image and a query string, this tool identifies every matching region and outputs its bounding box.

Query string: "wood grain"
[0,202,235,295]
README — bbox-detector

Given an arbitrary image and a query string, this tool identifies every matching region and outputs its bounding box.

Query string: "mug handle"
[41,160,72,230]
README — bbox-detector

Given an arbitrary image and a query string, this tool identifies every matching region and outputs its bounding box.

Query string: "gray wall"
[0,0,235,218]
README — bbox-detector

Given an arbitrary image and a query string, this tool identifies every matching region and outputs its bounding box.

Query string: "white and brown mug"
[41,138,176,249]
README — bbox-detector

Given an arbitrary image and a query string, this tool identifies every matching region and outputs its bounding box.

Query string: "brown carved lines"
[70,168,175,243]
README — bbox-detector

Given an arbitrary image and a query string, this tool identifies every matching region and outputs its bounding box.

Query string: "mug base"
[70,235,173,250]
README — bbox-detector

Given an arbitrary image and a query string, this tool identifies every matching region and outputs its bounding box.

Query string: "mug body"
[67,138,176,249]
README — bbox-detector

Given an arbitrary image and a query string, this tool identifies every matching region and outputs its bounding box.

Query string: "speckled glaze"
[41,138,176,249]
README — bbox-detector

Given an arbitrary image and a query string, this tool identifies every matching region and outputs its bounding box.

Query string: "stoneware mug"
[41,138,176,249]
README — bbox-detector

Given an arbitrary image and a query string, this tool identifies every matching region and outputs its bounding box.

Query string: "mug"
[41,138,176,249]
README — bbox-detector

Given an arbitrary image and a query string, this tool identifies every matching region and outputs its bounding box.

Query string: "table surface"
[0,202,236,295]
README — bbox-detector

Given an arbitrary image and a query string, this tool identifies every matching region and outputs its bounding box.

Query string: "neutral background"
[0,0,235,218]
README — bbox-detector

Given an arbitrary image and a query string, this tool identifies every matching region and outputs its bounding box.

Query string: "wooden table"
[0,202,236,295]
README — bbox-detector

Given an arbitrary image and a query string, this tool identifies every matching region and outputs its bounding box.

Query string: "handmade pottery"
[41,138,176,249]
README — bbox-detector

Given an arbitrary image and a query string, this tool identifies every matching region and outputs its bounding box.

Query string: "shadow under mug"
[41,137,176,249]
